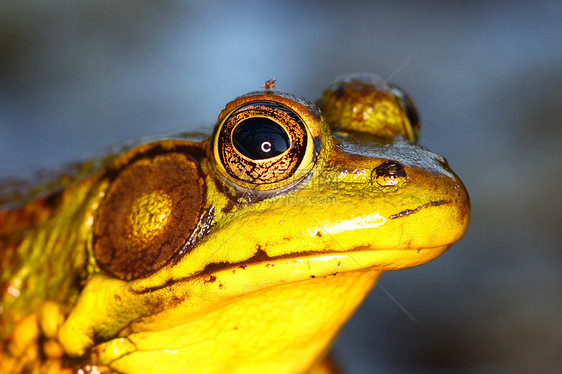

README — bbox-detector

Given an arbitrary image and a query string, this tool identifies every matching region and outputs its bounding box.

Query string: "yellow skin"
[0,74,470,373]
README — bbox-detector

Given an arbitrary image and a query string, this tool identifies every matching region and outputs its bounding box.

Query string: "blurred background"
[1,0,561,372]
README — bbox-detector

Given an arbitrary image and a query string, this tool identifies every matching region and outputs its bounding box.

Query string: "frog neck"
[101,269,382,374]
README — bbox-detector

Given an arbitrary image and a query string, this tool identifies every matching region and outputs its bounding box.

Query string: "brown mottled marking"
[204,275,217,284]
[93,152,205,280]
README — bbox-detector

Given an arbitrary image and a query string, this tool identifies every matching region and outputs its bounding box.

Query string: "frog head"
[57,73,469,374]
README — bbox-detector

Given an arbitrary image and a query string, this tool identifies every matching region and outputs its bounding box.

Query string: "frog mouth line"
[388,199,450,219]
[132,242,450,295]
[118,245,451,342]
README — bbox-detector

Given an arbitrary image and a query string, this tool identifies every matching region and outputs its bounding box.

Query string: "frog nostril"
[372,161,406,187]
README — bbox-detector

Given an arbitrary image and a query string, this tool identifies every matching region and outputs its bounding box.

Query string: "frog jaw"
[60,236,452,374]
[57,239,451,360]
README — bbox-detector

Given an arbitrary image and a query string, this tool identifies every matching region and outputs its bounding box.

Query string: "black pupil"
[232,117,291,160]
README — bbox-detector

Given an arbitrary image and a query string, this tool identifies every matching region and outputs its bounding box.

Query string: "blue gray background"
[1,1,561,373]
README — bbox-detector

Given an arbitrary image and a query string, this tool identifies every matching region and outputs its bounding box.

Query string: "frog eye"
[213,100,316,191]
[317,74,420,143]
[93,153,204,280]
[389,84,420,141]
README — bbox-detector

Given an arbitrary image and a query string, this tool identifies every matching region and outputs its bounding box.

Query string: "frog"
[0,73,470,374]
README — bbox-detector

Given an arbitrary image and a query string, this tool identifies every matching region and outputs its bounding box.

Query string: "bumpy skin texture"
[0,74,470,374]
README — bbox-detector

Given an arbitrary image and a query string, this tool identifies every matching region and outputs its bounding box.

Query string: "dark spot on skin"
[239,265,247,270]
[316,231,323,237]
[73,272,87,290]
[219,283,223,289]
[168,295,184,309]
[333,85,346,98]
[234,326,238,330]
[141,298,166,313]
[337,261,341,266]
[252,248,272,263]
[43,190,64,210]
[114,294,122,302]
[92,331,106,347]
[36,333,48,362]
[204,275,217,284]
[331,272,338,277]
[389,200,450,219]
[310,275,316,279]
